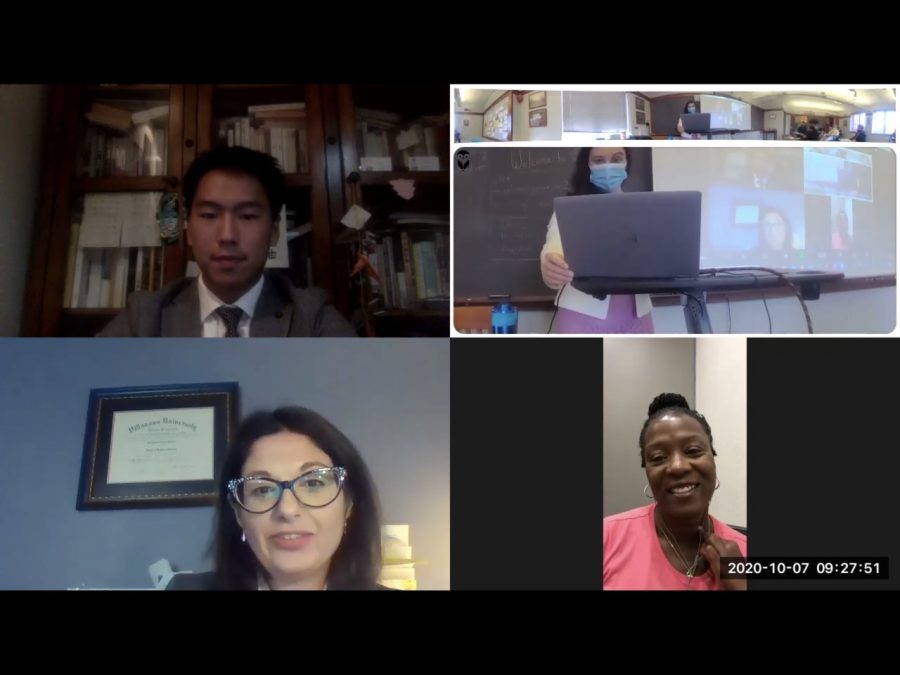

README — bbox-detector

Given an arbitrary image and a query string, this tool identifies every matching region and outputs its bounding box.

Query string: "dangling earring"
[643,484,654,500]
[343,519,348,534]
[241,530,246,543]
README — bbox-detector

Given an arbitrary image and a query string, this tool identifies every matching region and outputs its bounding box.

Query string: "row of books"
[368,224,449,310]
[80,124,168,178]
[80,103,169,177]
[64,242,160,309]
[216,102,309,173]
[358,108,450,172]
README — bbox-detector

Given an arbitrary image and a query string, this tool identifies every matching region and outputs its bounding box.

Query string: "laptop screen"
[681,113,711,134]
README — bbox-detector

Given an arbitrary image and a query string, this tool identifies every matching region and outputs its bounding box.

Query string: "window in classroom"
[871,110,895,135]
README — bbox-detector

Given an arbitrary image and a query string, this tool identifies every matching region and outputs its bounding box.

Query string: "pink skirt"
[552,295,655,334]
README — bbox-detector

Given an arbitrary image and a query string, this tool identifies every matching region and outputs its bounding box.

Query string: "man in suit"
[99,146,356,337]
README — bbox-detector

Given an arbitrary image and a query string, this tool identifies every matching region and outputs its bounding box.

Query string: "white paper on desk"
[80,194,126,248]
[341,204,371,230]
[121,192,163,248]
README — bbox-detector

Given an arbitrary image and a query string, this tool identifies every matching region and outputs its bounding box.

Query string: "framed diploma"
[76,382,239,510]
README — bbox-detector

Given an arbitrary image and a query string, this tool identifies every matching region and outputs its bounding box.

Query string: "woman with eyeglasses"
[603,393,747,590]
[168,406,383,590]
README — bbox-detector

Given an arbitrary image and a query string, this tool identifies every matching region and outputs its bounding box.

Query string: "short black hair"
[209,407,382,590]
[683,100,700,113]
[638,393,717,467]
[183,146,285,219]
[569,147,634,195]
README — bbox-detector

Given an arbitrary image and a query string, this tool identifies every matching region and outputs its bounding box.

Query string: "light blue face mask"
[589,163,628,192]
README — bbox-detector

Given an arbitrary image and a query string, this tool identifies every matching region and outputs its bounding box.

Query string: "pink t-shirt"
[603,503,748,591]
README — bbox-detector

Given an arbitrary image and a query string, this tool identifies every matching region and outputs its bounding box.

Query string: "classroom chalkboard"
[453,147,653,300]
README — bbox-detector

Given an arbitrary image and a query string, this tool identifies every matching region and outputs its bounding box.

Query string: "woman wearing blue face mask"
[539,147,654,333]
[676,100,703,139]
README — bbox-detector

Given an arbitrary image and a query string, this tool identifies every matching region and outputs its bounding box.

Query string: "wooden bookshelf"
[358,171,449,186]
[23,83,450,336]
[73,177,172,193]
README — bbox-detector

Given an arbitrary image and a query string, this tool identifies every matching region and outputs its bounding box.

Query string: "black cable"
[762,293,772,333]
[679,291,711,333]
[547,283,566,334]
[725,294,732,334]
[702,266,814,334]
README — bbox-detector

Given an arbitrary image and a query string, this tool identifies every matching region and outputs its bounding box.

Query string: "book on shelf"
[247,102,306,114]
[362,211,449,312]
[85,102,132,131]
[356,110,449,172]
[131,105,169,125]
[81,124,167,177]
[64,192,164,309]
[216,103,308,173]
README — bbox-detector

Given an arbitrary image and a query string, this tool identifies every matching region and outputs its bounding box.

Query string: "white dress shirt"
[197,274,265,337]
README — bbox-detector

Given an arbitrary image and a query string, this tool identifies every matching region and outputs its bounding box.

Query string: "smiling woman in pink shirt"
[603,393,747,590]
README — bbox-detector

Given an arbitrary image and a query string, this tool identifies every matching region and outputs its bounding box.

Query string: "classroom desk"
[705,129,769,140]
[572,268,844,334]
[658,130,772,140]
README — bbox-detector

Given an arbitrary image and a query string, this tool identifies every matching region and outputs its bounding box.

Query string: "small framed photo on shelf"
[529,108,548,128]
[76,382,239,510]
[528,91,547,109]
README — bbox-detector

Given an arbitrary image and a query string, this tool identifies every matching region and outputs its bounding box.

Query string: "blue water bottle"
[491,300,518,334]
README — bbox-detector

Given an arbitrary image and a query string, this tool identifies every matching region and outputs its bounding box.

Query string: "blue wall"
[0,338,450,589]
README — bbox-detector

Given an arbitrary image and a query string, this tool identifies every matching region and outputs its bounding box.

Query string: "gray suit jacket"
[98,273,357,337]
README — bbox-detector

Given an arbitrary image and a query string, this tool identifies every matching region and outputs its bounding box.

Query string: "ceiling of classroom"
[641,89,896,115]
[454,88,896,116]
[454,88,507,113]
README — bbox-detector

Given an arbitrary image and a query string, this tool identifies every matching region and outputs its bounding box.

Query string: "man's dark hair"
[183,146,286,219]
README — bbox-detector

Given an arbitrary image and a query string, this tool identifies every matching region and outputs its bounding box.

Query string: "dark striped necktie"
[215,306,244,338]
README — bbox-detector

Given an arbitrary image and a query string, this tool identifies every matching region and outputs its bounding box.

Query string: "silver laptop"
[680,112,711,134]
[554,191,702,279]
